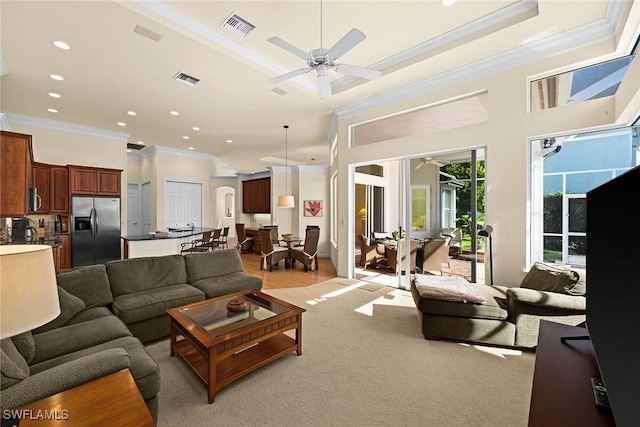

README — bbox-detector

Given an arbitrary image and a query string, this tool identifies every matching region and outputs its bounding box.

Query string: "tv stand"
[528,321,615,427]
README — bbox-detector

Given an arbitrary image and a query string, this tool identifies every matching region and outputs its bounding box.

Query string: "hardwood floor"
[239,251,338,289]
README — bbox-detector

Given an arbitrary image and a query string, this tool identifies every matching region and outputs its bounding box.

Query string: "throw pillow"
[1,339,29,389]
[10,331,35,364]
[520,262,578,294]
[34,286,86,334]
[568,268,587,296]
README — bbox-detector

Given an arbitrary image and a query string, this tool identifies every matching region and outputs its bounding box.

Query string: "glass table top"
[179,293,291,338]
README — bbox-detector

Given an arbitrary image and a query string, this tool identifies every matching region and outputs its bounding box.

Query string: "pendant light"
[277,125,295,208]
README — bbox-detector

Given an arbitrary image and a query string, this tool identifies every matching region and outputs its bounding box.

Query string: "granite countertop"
[122,227,216,241]
[1,237,62,246]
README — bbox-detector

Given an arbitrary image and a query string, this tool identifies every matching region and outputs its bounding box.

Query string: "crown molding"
[140,144,218,162]
[3,112,130,141]
[293,165,330,174]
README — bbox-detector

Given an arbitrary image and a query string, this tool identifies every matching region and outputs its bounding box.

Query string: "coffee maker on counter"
[12,217,37,242]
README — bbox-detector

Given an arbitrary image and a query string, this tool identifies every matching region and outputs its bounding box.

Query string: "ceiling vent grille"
[127,143,145,150]
[133,24,163,42]
[221,13,255,37]
[173,71,200,86]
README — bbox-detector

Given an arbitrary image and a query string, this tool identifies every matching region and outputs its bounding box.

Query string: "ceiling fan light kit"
[268,0,381,99]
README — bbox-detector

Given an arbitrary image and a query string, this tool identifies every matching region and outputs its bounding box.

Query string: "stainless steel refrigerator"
[71,196,121,267]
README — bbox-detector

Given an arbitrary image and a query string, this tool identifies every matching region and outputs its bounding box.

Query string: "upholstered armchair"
[290,228,320,271]
[358,234,386,269]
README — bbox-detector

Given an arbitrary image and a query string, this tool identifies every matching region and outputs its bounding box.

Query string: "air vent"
[127,143,145,150]
[173,71,200,86]
[271,87,288,96]
[221,13,255,37]
[133,24,163,42]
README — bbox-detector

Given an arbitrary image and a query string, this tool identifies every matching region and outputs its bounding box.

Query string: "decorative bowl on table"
[227,298,248,312]
[282,233,293,240]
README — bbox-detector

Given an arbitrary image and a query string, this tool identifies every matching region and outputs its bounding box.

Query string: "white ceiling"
[0,1,633,175]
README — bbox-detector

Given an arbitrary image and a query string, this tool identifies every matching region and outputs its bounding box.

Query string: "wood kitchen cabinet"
[69,166,121,196]
[50,166,69,213]
[55,233,70,270]
[33,163,51,213]
[33,163,70,214]
[0,131,34,217]
[242,177,271,213]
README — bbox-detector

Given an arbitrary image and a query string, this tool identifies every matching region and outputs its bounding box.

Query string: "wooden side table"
[13,369,155,426]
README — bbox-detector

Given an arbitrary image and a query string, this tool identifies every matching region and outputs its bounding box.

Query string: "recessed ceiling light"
[47,108,58,113]
[127,111,136,116]
[48,92,61,98]
[52,40,71,50]
[170,111,179,116]
[137,141,145,145]
[117,122,126,127]
[188,147,194,150]
[442,0,457,6]
[192,127,200,131]
[49,74,64,81]
[226,139,233,144]
[182,136,189,140]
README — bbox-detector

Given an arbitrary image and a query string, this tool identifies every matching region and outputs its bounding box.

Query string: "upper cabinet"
[69,166,121,196]
[242,177,271,213]
[1,131,34,217]
[33,163,70,214]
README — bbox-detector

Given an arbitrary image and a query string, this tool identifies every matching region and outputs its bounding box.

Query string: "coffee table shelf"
[168,290,305,403]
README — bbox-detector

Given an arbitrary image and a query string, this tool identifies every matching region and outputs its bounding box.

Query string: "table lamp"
[0,245,60,339]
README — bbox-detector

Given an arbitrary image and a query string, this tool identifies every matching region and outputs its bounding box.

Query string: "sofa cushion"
[107,255,188,297]
[29,336,160,401]
[1,339,29,389]
[184,249,247,282]
[191,272,263,299]
[112,284,204,325]
[413,275,486,304]
[11,332,35,364]
[56,264,113,308]
[520,262,578,294]
[31,316,132,365]
[34,287,86,334]
[411,281,509,320]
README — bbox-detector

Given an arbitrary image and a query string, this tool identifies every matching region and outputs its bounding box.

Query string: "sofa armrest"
[507,287,586,311]
[1,348,130,410]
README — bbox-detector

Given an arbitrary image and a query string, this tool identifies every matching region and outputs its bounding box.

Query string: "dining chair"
[180,230,213,253]
[235,223,254,253]
[417,238,449,275]
[290,228,320,271]
[358,234,386,269]
[258,228,288,271]
[219,226,229,250]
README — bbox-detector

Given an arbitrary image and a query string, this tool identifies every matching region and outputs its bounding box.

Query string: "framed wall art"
[304,200,323,217]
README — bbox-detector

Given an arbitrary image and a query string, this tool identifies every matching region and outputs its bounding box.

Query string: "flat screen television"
[586,164,640,426]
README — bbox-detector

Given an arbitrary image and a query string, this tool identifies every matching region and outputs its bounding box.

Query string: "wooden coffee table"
[167,290,305,403]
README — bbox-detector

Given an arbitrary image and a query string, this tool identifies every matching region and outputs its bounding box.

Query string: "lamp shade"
[0,245,60,339]
[277,195,295,208]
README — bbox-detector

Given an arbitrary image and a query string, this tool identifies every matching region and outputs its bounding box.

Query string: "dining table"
[280,236,302,268]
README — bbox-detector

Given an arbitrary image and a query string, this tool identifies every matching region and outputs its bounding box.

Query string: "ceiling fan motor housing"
[308,48,335,69]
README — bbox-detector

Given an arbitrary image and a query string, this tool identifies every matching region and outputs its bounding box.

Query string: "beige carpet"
[147,279,535,427]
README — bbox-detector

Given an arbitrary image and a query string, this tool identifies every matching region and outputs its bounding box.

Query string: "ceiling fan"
[415,157,450,169]
[267,0,382,99]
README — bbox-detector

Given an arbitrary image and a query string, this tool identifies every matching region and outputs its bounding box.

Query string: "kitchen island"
[122,227,216,259]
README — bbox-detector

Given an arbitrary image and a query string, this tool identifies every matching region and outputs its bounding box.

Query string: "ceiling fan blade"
[335,63,382,80]
[326,28,366,60]
[415,162,424,170]
[267,36,309,61]
[268,67,312,84]
[317,72,332,99]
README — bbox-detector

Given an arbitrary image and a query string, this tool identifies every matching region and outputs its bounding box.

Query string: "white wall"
[333,39,639,284]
